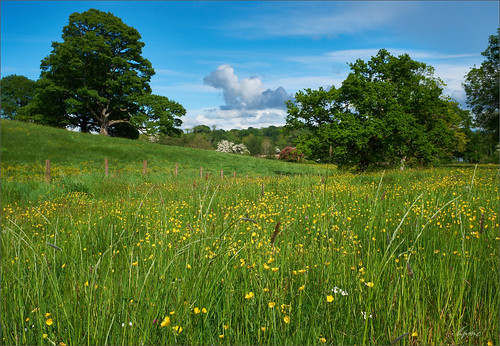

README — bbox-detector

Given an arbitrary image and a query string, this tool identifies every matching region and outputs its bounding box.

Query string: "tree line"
[1,8,498,168]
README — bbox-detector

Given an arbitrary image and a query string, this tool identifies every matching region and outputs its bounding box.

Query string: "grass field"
[1,120,499,345]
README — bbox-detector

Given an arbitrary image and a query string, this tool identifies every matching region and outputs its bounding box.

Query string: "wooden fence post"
[220,170,224,179]
[45,160,51,183]
[200,166,203,179]
[233,171,236,178]
[105,158,109,177]
[142,160,147,175]
[175,162,178,177]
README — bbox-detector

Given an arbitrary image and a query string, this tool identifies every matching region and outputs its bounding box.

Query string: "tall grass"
[1,165,498,345]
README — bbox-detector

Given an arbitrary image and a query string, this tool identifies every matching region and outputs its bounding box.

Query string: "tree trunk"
[100,124,109,136]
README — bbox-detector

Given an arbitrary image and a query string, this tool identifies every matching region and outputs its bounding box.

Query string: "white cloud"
[203,64,292,110]
[183,107,287,130]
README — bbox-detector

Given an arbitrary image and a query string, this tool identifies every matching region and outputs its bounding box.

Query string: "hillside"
[0,120,329,178]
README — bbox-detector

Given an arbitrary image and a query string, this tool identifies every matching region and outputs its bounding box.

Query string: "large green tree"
[286,49,468,169]
[37,8,179,136]
[0,75,36,120]
[463,28,499,150]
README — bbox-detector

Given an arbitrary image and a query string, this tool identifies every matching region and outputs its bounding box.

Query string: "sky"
[1,1,499,130]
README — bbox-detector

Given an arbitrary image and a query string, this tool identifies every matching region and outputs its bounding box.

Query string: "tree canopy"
[285,49,469,169]
[0,75,36,120]
[463,28,499,148]
[29,8,183,137]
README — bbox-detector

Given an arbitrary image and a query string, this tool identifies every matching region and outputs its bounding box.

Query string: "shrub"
[279,146,304,162]
[216,140,250,155]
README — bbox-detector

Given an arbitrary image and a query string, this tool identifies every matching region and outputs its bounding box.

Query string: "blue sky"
[1,1,498,130]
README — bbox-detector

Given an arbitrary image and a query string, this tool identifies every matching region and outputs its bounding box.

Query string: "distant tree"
[37,9,166,136]
[243,134,263,156]
[0,75,36,120]
[463,28,499,150]
[192,125,212,134]
[286,49,467,170]
[130,94,185,137]
[18,77,74,128]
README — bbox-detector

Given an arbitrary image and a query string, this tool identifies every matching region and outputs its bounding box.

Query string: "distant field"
[0,120,330,182]
[1,120,499,345]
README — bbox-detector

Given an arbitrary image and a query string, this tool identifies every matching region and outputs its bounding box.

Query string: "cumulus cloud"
[183,107,287,130]
[203,64,292,110]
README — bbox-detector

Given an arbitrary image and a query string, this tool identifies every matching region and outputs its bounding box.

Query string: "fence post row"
[44,160,246,181]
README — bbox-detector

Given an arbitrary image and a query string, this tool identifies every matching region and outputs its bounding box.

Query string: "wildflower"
[487,341,493,346]
[298,285,305,291]
[332,286,348,295]
[132,261,138,266]
[160,316,170,327]
[129,321,132,327]
[411,331,418,337]
[46,318,53,326]
[194,307,200,314]
[43,334,48,339]
[319,337,327,343]
[172,325,183,333]
[271,267,279,272]
[268,302,276,308]
[25,317,29,322]
[365,282,374,288]
[187,264,192,269]
[326,295,334,303]
[361,311,372,319]
[263,288,270,292]
[202,308,207,314]
[284,315,290,324]
[219,334,224,339]
[263,264,270,270]
[45,313,51,318]
[223,324,229,330]
[245,292,254,299]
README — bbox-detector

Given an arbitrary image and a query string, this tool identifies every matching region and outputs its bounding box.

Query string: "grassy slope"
[0,120,328,177]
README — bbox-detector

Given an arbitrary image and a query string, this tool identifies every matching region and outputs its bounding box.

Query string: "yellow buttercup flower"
[245,291,254,299]
[366,282,374,288]
[411,331,418,337]
[268,302,276,308]
[194,307,200,314]
[46,318,53,326]
[202,308,207,313]
[284,315,290,324]
[160,316,170,327]
[326,295,334,303]
[298,285,305,291]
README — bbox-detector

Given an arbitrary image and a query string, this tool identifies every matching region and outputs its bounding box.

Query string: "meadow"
[1,121,499,345]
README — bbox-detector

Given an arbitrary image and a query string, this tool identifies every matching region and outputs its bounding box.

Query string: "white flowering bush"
[216,140,250,155]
